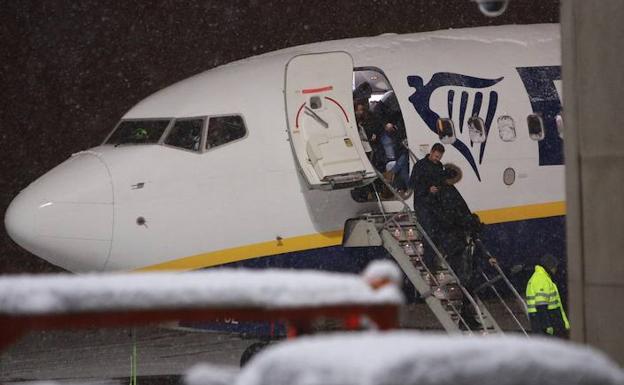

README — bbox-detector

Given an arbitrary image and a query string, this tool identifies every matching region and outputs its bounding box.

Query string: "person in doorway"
[380,121,410,193]
[354,102,376,157]
[526,254,570,337]
[354,101,384,170]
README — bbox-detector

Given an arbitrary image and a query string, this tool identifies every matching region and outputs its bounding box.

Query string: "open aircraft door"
[285,52,376,190]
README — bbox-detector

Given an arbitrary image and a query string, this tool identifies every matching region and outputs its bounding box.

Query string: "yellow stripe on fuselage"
[477,201,566,225]
[136,201,565,272]
[136,230,343,272]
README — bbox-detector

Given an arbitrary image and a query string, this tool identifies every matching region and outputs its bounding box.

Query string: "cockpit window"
[164,118,204,152]
[106,119,170,145]
[206,115,246,150]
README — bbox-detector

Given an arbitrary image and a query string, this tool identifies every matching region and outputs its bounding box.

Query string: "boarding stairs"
[342,169,529,335]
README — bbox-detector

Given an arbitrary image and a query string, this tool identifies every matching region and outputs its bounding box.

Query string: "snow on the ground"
[187,331,624,385]
[186,364,240,385]
[3,382,103,385]
[0,265,403,315]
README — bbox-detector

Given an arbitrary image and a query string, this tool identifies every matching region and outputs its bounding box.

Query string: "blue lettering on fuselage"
[516,66,564,166]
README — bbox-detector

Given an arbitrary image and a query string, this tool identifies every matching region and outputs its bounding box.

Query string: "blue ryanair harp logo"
[407,67,564,181]
[407,73,504,182]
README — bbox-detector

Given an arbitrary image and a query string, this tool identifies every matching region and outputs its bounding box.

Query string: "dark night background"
[0,0,559,274]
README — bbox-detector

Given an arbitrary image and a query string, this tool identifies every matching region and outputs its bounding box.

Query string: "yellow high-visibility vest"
[526,265,570,330]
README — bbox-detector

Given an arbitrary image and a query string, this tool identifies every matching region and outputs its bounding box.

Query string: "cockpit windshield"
[106,119,170,145]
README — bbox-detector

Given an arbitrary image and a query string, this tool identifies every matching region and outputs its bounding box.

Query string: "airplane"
[5,24,564,288]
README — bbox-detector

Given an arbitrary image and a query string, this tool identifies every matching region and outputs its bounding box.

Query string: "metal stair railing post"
[446,240,504,334]
[401,140,420,164]
[371,182,388,221]
[469,238,529,335]
[479,270,529,337]
[459,241,503,334]
[370,168,414,224]
[473,295,503,334]
[474,239,530,317]
[493,263,530,317]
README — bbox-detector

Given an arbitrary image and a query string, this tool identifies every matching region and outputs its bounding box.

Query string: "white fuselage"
[5,24,564,272]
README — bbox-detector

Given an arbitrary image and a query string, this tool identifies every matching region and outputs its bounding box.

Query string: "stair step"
[343,214,516,336]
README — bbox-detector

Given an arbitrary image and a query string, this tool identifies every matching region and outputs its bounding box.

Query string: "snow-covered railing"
[0,262,404,350]
[186,331,624,385]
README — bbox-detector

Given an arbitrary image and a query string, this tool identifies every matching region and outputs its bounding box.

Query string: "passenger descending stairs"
[342,173,529,335]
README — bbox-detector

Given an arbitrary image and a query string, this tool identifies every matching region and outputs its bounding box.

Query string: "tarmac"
[1,327,254,384]
[1,302,529,384]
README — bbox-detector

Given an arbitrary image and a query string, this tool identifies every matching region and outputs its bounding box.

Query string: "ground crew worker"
[526,254,570,337]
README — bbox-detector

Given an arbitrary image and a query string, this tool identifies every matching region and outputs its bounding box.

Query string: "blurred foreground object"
[187,331,624,385]
[562,0,624,365]
[0,263,403,351]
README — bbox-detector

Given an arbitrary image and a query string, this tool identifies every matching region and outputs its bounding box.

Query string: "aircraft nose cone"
[4,187,37,252]
[4,152,114,272]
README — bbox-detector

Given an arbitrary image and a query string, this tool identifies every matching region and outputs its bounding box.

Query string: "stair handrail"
[401,140,420,164]
[479,270,529,337]
[391,217,488,333]
[372,168,411,212]
[474,238,530,317]
[372,164,499,333]
[371,182,388,221]
[370,168,417,230]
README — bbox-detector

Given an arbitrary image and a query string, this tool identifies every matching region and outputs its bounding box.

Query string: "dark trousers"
[414,203,440,268]
[529,307,566,338]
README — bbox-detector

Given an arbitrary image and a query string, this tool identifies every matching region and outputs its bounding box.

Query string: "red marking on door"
[324,96,350,123]
[295,102,306,129]
[302,85,333,94]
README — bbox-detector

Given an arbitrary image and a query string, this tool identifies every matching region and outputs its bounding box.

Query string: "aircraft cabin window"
[497,115,516,142]
[527,114,545,141]
[468,116,486,143]
[106,119,170,145]
[164,118,204,152]
[556,113,564,139]
[206,115,247,150]
[436,118,456,145]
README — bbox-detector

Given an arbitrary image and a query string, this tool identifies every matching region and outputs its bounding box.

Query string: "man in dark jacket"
[409,143,447,200]
[408,143,448,263]
[426,162,497,329]
[435,164,492,283]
